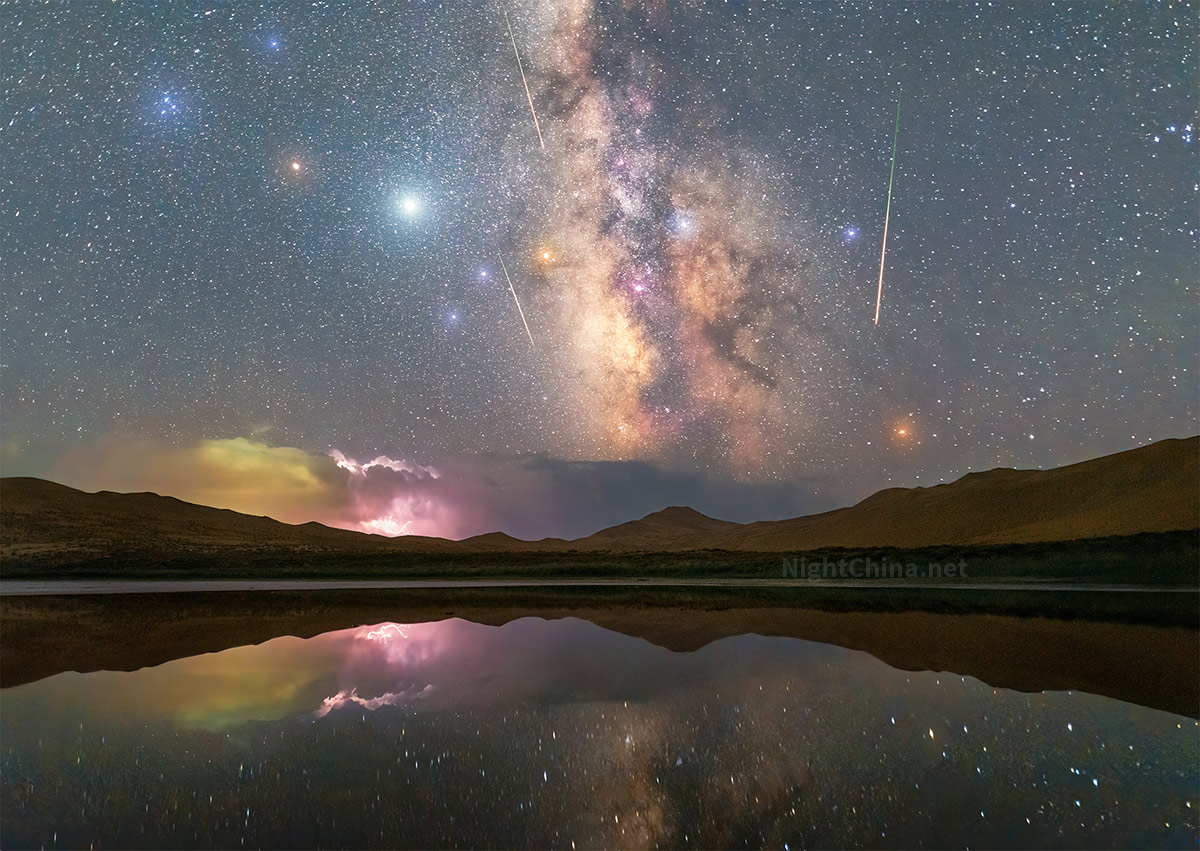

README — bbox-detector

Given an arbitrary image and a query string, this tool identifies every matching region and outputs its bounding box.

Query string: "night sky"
[2,1,1195,539]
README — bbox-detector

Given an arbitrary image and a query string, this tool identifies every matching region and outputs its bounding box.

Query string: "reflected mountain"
[2,617,1196,849]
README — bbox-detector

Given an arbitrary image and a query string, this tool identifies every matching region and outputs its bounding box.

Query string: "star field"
[2,618,1196,848]
[1,1,1195,530]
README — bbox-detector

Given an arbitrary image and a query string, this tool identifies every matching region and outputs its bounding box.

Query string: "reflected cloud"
[3,616,1195,850]
[314,684,434,718]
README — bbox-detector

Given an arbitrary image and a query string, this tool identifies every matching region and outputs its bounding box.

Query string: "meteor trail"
[499,254,535,347]
[874,98,900,326]
[504,8,545,150]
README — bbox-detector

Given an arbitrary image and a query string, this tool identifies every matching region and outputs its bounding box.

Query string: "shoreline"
[3,578,1195,595]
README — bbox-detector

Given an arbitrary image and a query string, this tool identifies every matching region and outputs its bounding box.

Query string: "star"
[2,0,1192,549]
[667,210,695,238]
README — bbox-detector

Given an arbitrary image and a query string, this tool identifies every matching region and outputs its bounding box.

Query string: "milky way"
[2,1,1194,536]
[494,0,862,476]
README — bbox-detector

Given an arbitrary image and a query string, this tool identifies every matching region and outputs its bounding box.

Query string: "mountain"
[454,531,568,552]
[1,437,1196,566]
[705,436,1199,551]
[566,506,742,551]
[0,477,454,561]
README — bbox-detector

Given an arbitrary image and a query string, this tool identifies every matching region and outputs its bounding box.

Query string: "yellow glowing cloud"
[51,436,347,525]
[48,436,471,537]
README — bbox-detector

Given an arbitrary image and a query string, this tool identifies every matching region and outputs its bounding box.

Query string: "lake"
[1,616,1196,849]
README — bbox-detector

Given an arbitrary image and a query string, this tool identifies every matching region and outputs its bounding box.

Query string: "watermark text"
[781,556,968,580]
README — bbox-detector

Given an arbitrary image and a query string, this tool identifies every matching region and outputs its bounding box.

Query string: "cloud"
[475,454,838,539]
[49,436,473,538]
[46,436,842,540]
[51,436,347,522]
[313,685,433,719]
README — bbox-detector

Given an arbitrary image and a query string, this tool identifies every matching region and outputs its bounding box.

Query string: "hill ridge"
[1,437,1196,561]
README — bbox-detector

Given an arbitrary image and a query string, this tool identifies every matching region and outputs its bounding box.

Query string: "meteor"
[874,98,900,326]
[503,8,545,150]
[498,254,535,347]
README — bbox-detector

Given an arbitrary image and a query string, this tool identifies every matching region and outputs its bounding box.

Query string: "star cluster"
[1,1,1194,524]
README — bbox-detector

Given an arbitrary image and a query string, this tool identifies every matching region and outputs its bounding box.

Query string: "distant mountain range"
[2,437,1196,565]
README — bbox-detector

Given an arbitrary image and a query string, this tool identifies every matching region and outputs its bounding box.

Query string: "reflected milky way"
[2,618,1196,849]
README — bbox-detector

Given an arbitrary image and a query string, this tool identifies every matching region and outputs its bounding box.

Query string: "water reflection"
[2,617,1196,849]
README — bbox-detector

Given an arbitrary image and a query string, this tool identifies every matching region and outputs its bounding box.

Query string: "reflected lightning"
[874,98,900,326]
[499,254,535,347]
[504,8,545,150]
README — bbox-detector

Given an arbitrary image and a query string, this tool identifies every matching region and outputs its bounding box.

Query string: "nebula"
[4,0,1191,535]
[501,0,857,476]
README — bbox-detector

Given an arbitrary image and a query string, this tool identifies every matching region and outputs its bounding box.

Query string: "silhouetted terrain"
[2,437,1196,578]
[706,436,1199,550]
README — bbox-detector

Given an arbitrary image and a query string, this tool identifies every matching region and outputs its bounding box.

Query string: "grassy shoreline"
[3,530,1196,584]
[3,582,1197,626]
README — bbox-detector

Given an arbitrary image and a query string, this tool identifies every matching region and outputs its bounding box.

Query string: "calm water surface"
[1,617,1196,849]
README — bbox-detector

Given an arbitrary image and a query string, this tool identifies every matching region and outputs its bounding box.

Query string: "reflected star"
[398,196,421,216]
[158,93,181,116]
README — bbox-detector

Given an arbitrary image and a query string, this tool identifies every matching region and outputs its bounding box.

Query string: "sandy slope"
[0,478,453,557]
[2,436,1196,558]
[705,436,1199,551]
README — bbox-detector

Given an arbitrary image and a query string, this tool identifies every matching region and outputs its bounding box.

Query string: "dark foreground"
[4,530,1197,584]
